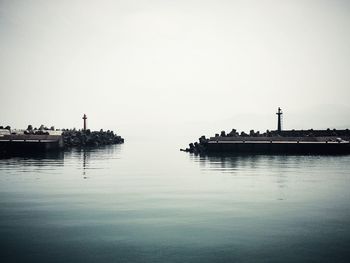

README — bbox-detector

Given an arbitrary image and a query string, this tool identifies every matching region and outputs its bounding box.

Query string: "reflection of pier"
[0,150,64,171]
[194,154,265,172]
[192,154,311,201]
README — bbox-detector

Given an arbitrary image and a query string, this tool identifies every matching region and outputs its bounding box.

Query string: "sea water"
[1,139,350,262]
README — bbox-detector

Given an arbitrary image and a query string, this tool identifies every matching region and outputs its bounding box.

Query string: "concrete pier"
[0,135,64,154]
[206,139,350,154]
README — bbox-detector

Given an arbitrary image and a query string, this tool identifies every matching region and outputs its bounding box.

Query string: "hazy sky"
[1,0,349,140]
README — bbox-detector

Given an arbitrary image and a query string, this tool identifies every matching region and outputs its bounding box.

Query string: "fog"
[1,0,349,141]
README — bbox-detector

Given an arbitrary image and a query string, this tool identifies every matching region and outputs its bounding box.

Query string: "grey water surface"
[1,139,350,263]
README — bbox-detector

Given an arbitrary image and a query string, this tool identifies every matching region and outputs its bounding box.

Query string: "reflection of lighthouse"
[276,107,283,132]
[82,114,87,131]
[83,149,87,178]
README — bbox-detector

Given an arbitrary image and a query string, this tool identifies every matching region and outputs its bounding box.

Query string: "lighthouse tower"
[82,114,87,131]
[276,108,283,132]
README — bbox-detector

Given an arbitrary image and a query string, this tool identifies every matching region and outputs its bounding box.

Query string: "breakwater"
[0,134,64,155]
[62,129,124,147]
[182,129,350,154]
[0,125,124,155]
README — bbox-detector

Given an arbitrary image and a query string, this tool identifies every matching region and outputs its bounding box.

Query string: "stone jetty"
[62,129,124,147]
[0,124,124,154]
[182,108,350,154]
[181,128,350,154]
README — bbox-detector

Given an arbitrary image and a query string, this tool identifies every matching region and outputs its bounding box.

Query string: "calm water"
[1,139,350,262]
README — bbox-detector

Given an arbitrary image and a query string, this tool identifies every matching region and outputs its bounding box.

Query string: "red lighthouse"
[82,114,87,131]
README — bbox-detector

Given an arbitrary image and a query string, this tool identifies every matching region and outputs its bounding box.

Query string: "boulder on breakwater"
[62,129,124,147]
[180,135,209,154]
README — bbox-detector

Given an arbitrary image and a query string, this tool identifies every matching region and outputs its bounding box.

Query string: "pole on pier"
[276,107,283,132]
[82,114,87,131]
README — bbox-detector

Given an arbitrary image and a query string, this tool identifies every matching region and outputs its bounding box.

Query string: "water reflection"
[193,154,265,172]
[0,144,122,178]
[191,153,327,175]
[64,145,123,178]
[83,149,87,178]
[192,154,287,172]
[188,153,348,202]
[0,151,65,175]
[0,151,64,161]
[1,142,350,263]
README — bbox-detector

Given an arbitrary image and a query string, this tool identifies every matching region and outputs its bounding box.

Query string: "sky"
[0,0,349,141]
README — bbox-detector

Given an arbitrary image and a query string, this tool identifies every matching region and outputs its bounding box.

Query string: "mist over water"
[1,138,350,262]
[1,0,350,137]
[1,1,350,262]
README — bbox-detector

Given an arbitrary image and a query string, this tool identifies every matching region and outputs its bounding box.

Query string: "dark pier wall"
[0,135,63,154]
[206,141,350,154]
